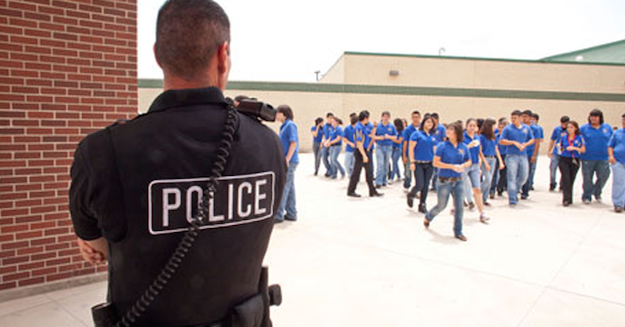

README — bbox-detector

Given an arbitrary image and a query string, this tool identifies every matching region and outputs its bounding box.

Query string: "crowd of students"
[307,108,625,241]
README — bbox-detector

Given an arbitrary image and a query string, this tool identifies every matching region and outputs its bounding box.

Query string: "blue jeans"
[403,161,412,189]
[390,147,402,180]
[344,151,355,177]
[581,160,611,201]
[505,154,529,205]
[522,159,537,197]
[321,146,331,175]
[426,178,464,237]
[481,157,497,202]
[313,142,321,174]
[329,145,345,178]
[550,155,559,187]
[375,145,392,186]
[612,162,625,208]
[275,162,298,221]
[462,163,480,203]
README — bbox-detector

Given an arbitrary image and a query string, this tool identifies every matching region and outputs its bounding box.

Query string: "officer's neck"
[162,74,225,92]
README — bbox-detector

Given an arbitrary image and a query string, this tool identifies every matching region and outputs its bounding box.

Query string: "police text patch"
[148,172,275,235]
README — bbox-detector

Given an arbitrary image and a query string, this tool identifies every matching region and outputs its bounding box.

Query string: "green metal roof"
[541,39,625,65]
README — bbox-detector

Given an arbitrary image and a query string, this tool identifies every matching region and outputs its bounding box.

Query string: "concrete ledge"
[0,273,108,303]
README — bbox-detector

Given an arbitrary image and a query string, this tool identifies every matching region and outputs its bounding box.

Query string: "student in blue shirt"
[557,121,586,207]
[580,109,613,204]
[462,118,488,222]
[402,111,421,192]
[326,116,345,179]
[499,110,535,206]
[374,111,398,187]
[608,113,625,212]
[424,122,471,241]
[521,111,544,199]
[480,118,505,207]
[347,111,383,198]
[390,118,404,182]
[342,113,358,178]
[310,117,324,176]
[407,115,437,213]
[320,113,334,177]
[275,105,299,223]
[430,113,446,191]
[491,117,509,198]
[547,116,570,191]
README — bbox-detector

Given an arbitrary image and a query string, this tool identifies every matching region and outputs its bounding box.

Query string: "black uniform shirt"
[69,87,286,326]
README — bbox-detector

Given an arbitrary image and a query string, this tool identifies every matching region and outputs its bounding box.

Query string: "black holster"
[91,266,281,327]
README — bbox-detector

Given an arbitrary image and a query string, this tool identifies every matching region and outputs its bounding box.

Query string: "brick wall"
[0,0,137,292]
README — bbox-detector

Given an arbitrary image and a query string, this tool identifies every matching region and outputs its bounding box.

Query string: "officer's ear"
[217,42,230,74]
[153,44,162,69]
[216,41,230,89]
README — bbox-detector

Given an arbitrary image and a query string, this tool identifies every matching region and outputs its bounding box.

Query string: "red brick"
[46,271,71,282]
[0,282,17,291]
[3,271,30,282]
[18,261,45,271]
[32,267,57,277]
[2,240,29,250]
[31,251,56,261]
[18,277,45,287]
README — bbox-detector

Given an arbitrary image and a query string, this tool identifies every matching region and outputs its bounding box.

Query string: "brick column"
[0,0,137,292]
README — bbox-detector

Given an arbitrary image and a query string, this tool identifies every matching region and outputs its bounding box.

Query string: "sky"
[137,0,625,83]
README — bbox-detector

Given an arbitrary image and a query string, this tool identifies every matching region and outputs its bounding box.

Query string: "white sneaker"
[582,199,591,205]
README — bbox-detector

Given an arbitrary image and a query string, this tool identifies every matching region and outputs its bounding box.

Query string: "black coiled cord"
[115,107,239,327]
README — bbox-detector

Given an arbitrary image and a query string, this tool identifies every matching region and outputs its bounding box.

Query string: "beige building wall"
[331,54,625,94]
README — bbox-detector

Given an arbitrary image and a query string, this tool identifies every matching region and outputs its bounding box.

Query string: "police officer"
[69,1,285,326]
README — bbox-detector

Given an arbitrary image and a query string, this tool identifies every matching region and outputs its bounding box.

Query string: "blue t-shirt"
[526,124,544,157]
[558,133,585,159]
[311,126,323,143]
[393,130,403,149]
[402,124,419,157]
[280,119,299,164]
[480,134,497,157]
[463,132,481,164]
[322,123,334,141]
[410,130,436,162]
[436,141,471,178]
[366,122,375,150]
[329,125,343,146]
[433,124,447,143]
[355,122,373,151]
[375,122,398,147]
[550,126,566,155]
[343,125,356,153]
[608,128,625,164]
[501,124,534,156]
[580,123,613,161]
[495,129,507,156]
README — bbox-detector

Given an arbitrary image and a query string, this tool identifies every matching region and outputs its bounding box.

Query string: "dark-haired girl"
[424,122,472,241]
[480,118,505,206]
[390,118,404,182]
[407,115,436,213]
[557,121,586,206]
[311,117,324,175]
[462,118,488,222]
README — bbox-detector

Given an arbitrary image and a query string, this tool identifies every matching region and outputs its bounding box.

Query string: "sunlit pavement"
[2,153,624,327]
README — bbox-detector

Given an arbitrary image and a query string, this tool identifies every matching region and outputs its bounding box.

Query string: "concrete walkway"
[1,153,624,327]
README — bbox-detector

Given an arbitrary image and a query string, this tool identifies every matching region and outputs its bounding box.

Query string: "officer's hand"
[77,238,106,265]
